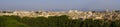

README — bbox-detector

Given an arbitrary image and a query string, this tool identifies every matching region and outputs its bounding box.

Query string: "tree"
[82,19,93,27]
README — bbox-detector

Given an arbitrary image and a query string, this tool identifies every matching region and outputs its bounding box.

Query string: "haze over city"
[0,0,120,11]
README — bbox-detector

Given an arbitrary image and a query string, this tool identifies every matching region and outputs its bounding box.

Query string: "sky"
[0,0,120,11]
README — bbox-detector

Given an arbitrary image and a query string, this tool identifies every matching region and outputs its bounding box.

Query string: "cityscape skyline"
[0,0,120,27]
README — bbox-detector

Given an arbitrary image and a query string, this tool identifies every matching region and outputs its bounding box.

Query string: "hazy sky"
[0,0,120,11]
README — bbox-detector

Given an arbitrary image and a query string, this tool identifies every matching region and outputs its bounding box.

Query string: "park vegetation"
[0,15,120,27]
